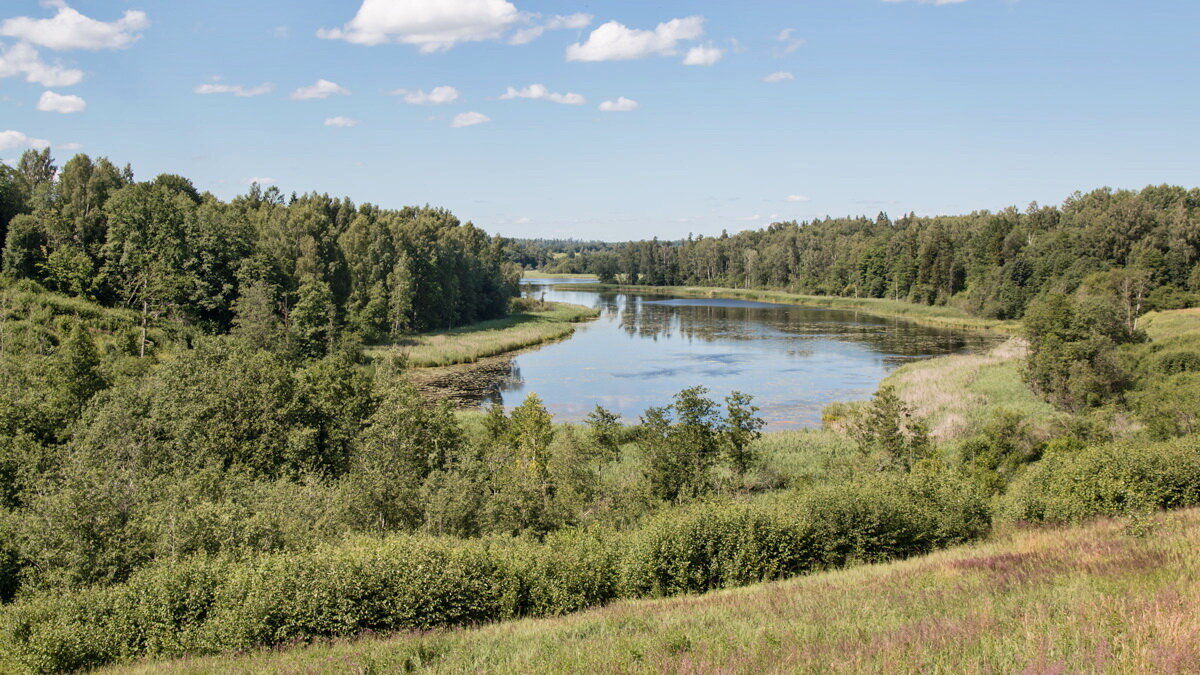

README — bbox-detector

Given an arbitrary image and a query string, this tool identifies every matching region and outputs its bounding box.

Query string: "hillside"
[110,509,1200,674]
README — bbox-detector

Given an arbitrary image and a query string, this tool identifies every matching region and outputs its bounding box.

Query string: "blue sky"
[1,0,1197,240]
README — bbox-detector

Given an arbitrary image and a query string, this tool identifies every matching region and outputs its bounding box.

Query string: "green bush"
[619,502,812,597]
[1156,350,1200,374]
[0,471,993,672]
[999,435,1200,524]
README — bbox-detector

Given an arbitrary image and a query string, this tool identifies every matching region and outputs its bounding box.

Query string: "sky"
[0,0,1198,241]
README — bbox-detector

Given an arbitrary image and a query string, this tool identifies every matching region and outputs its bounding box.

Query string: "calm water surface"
[472,280,996,429]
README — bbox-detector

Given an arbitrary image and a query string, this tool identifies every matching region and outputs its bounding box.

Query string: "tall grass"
[363,301,599,368]
[104,508,1200,674]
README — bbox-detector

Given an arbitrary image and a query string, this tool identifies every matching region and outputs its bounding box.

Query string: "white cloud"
[0,129,52,152]
[785,195,810,203]
[324,116,358,127]
[57,141,83,151]
[775,28,805,56]
[245,177,275,185]
[566,16,704,62]
[290,79,349,100]
[508,12,592,45]
[499,83,584,105]
[393,85,459,104]
[0,41,82,86]
[514,216,531,224]
[194,81,274,97]
[682,44,723,66]
[0,6,148,51]
[319,0,519,52]
[762,71,794,83]
[598,96,638,112]
[272,26,289,39]
[37,90,85,113]
[451,111,489,127]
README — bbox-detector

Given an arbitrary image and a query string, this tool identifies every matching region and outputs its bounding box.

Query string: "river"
[434,280,998,429]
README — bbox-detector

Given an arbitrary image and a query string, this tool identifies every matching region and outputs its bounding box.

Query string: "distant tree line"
[547,185,1200,320]
[1,149,520,350]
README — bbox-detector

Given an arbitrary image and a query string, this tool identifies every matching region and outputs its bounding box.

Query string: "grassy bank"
[521,271,599,280]
[364,301,599,368]
[559,284,1018,332]
[881,338,1061,442]
[107,509,1200,674]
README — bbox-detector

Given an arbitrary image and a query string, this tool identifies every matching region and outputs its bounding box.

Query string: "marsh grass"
[363,301,599,368]
[562,284,1019,332]
[882,338,1062,442]
[106,509,1200,674]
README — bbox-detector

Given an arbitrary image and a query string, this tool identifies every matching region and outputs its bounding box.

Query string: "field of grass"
[108,509,1200,674]
[881,338,1062,442]
[364,301,599,368]
[560,284,1018,332]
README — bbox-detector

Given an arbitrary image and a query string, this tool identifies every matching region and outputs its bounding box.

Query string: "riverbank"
[559,283,1018,333]
[521,271,599,280]
[364,301,599,368]
[106,508,1200,674]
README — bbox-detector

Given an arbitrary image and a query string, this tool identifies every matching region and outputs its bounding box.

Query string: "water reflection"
[455,280,998,429]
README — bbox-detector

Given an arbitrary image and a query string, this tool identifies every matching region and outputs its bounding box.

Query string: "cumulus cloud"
[775,28,805,56]
[290,79,349,100]
[785,195,810,202]
[566,16,704,62]
[682,44,723,66]
[319,0,519,52]
[508,12,592,45]
[57,141,83,151]
[499,83,584,105]
[598,96,638,112]
[451,111,490,127]
[37,90,85,113]
[762,71,794,82]
[324,116,358,127]
[0,41,82,86]
[0,6,148,51]
[392,85,459,104]
[0,129,52,152]
[193,80,274,97]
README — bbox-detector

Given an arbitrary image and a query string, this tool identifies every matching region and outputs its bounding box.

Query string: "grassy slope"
[111,509,1200,674]
[561,283,1018,332]
[363,301,599,368]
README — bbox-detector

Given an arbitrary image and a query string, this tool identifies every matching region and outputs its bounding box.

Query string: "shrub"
[619,502,812,597]
[998,435,1200,524]
[1155,350,1200,375]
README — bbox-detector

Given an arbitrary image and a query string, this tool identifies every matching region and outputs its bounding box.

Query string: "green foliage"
[999,435,1200,524]
[585,405,622,458]
[1023,293,1139,410]
[1132,373,1200,439]
[847,385,931,470]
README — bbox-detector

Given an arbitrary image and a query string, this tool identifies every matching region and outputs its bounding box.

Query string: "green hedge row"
[0,469,987,673]
[999,435,1200,524]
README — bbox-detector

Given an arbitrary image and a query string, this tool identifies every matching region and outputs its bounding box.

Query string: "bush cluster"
[0,468,987,673]
[998,435,1200,524]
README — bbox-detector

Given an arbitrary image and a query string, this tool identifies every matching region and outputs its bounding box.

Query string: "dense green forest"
[4,151,1200,672]
[542,185,1200,320]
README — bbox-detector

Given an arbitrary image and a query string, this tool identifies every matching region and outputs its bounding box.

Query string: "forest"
[3,150,1200,672]
[541,185,1200,321]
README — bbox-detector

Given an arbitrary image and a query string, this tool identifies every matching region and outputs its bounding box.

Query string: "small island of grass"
[365,299,599,368]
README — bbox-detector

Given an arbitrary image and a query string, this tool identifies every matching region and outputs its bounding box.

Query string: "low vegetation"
[365,299,599,368]
[109,508,1200,674]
